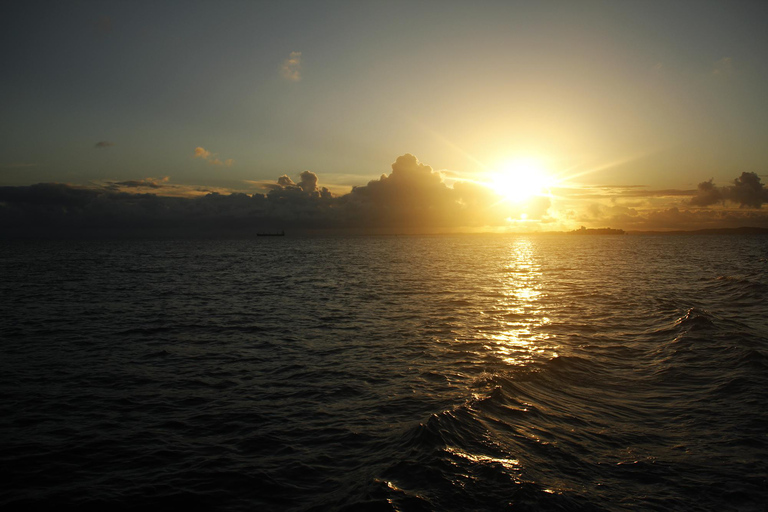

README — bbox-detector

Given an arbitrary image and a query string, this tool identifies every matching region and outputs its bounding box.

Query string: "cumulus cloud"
[3,155,767,237]
[563,173,768,232]
[334,153,542,230]
[298,170,318,193]
[564,173,768,230]
[281,51,302,81]
[338,154,458,228]
[690,179,723,207]
[194,147,211,159]
[277,175,295,187]
[731,172,768,208]
[0,154,512,236]
[269,171,332,200]
[193,147,234,167]
[690,172,768,208]
[95,141,114,148]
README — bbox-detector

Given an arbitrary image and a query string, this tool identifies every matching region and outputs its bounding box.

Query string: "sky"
[1,0,768,234]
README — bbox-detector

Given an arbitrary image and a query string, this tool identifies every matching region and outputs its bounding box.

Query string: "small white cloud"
[194,147,211,159]
[281,51,302,81]
[193,147,233,167]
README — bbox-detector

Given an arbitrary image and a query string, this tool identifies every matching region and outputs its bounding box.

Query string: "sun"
[490,157,552,203]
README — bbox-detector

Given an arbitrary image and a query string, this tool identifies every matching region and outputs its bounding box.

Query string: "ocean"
[1,235,766,511]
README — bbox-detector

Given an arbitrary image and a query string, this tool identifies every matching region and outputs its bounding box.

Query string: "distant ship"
[257,231,285,237]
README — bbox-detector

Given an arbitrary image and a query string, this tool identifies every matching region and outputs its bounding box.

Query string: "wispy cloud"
[94,141,114,149]
[98,176,237,198]
[193,146,233,167]
[281,51,302,81]
[555,185,696,201]
[110,177,169,189]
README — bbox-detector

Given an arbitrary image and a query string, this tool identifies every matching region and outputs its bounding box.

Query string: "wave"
[3,236,768,511]
[356,303,768,511]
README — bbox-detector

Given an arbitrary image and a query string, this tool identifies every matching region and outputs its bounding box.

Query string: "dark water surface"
[2,235,767,511]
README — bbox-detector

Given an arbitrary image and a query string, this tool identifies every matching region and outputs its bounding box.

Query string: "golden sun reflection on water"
[444,446,521,472]
[486,238,556,366]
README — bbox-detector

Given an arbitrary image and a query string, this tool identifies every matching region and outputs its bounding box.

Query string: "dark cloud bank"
[1,155,767,237]
[690,172,768,209]
[0,155,508,237]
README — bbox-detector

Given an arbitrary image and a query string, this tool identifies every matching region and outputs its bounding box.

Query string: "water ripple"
[1,235,767,510]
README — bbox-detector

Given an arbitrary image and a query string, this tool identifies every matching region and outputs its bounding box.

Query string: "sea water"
[1,235,766,510]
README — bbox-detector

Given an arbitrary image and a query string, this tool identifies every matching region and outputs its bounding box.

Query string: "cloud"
[3,155,768,237]
[277,175,295,187]
[730,172,768,208]
[558,185,696,201]
[563,201,768,232]
[281,51,302,81]
[0,154,510,236]
[690,179,723,207]
[95,141,114,149]
[298,170,318,193]
[690,172,768,208]
[562,173,768,231]
[271,171,331,199]
[557,173,768,231]
[264,170,322,194]
[97,177,238,198]
[333,153,546,230]
[245,178,352,197]
[193,147,234,167]
[107,177,170,190]
[639,207,768,231]
[194,147,211,159]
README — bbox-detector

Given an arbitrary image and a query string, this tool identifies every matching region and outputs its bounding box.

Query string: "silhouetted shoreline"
[3,226,768,239]
[569,226,625,235]
[533,226,768,236]
[626,226,768,235]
